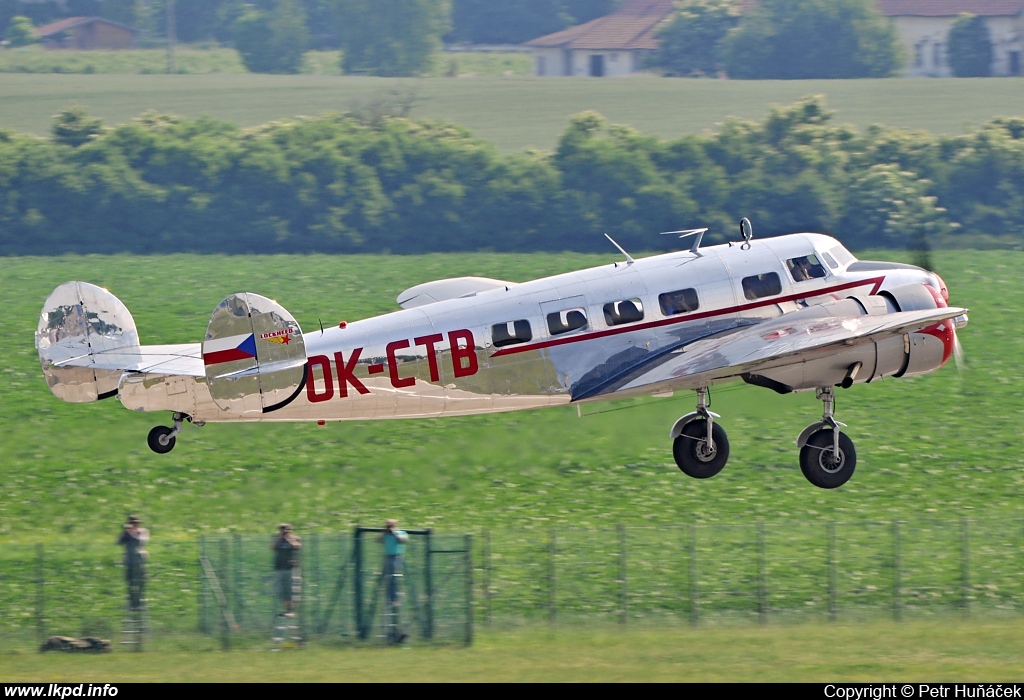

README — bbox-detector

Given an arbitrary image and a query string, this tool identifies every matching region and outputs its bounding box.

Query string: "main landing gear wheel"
[147,425,176,454]
[674,419,730,479]
[799,430,856,489]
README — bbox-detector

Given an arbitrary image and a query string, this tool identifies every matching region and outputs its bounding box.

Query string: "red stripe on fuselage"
[491,275,886,358]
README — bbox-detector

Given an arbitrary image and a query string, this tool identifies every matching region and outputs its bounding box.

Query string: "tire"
[147,425,176,454]
[673,420,729,479]
[799,429,856,489]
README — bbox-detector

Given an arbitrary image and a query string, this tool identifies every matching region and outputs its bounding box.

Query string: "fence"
[1,518,1021,650]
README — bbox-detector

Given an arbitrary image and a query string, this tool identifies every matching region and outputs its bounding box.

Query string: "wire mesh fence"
[2,517,1021,651]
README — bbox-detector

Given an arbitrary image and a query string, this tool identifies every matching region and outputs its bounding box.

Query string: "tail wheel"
[799,430,856,489]
[147,425,176,454]
[673,419,729,479]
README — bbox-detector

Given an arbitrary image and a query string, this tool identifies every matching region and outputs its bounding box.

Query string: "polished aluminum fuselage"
[119,234,939,423]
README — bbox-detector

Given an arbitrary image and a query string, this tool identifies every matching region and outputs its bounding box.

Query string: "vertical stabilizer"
[36,281,140,403]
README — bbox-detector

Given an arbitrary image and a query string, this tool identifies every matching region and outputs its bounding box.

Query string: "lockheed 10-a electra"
[36,221,967,489]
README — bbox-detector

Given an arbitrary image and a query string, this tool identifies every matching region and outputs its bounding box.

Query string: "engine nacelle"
[742,284,948,393]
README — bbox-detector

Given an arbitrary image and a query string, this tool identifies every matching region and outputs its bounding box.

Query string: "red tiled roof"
[877,0,1024,17]
[35,16,140,37]
[526,0,675,50]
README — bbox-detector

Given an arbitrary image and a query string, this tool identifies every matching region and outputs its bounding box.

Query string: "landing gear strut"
[671,387,730,479]
[796,387,857,489]
[147,412,190,454]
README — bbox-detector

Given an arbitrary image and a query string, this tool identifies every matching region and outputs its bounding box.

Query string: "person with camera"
[377,519,409,642]
[117,515,149,610]
[272,523,302,617]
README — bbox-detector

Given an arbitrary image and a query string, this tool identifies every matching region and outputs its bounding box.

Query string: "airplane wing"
[576,305,965,400]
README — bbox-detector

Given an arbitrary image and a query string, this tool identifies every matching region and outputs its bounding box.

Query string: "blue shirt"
[383,530,407,556]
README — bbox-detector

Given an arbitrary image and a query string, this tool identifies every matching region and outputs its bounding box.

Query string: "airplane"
[36,220,967,489]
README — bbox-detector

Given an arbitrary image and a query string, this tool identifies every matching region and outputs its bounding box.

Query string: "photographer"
[377,519,409,642]
[117,515,149,610]
[271,523,302,616]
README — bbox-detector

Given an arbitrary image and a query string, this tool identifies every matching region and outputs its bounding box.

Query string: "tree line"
[1,97,1022,256]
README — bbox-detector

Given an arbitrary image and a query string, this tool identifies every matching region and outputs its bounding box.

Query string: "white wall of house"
[533,48,643,76]
[892,15,1023,77]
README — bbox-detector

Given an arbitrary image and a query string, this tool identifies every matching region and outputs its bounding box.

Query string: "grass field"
[1,249,1021,541]
[2,74,1023,151]
[1,249,1022,674]
[2,622,1022,681]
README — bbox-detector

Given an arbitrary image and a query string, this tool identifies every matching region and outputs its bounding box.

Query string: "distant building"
[878,0,1023,76]
[35,17,139,50]
[526,0,675,77]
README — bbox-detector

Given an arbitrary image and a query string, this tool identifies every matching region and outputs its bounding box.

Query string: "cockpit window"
[786,254,827,282]
[492,320,532,348]
[603,298,644,326]
[820,251,839,270]
[742,272,782,300]
[547,308,588,336]
[828,245,856,267]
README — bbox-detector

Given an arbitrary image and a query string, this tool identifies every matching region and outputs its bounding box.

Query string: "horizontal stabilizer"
[36,281,141,403]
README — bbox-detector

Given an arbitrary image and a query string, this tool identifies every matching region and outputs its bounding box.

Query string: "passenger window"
[786,254,827,282]
[603,298,644,326]
[491,319,533,348]
[547,308,588,336]
[659,288,700,316]
[742,272,782,300]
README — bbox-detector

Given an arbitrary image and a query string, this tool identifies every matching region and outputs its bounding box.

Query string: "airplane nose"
[953,313,969,330]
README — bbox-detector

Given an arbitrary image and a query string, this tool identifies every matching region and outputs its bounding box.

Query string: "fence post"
[232,534,242,630]
[618,524,627,625]
[464,534,474,646]
[757,520,767,625]
[960,517,970,618]
[548,526,557,624]
[354,527,365,640]
[828,521,838,622]
[308,532,318,635]
[35,543,45,646]
[425,528,434,640]
[198,535,207,634]
[483,528,492,626]
[689,523,699,626]
[219,538,230,650]
[893,521,902,622]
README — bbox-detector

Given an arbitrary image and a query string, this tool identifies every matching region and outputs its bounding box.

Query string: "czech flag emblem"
[203,333,257,366]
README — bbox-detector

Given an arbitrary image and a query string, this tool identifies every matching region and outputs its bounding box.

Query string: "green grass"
[1,249,1020,540]
[0,250,1022,641]
[1,74,1023,151]
[0,46,247,74]
[2,621,1022,681]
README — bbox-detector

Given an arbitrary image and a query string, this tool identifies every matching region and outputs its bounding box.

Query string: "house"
[526,0,675,77]
[35,17,139,50]
[878,0,1024,76]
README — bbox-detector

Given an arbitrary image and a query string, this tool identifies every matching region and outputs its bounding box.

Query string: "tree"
[52,107,104,148]
[335,0,451,77]
[721,0,903,79]
[3,15,36,47]
[233,0,309,74]
[448,0,564,45]
[646,1,738,77]
[947,13,992,78]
